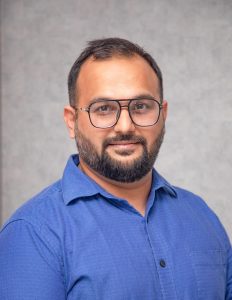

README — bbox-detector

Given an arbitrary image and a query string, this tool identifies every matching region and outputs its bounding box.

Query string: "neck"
[79,159,152,216]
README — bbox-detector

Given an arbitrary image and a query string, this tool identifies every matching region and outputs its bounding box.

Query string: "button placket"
[145,218,178,299]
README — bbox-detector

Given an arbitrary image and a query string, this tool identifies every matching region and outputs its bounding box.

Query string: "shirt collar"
[61,154,103,205]
[151,169,177,198]
[62,154,177,205]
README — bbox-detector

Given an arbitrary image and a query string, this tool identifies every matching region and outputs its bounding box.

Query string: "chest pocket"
[190,250,227,300]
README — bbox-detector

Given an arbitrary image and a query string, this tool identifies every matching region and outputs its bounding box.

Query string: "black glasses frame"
[74,98,163,129]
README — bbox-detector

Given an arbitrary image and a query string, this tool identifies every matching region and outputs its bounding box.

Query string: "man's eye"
[134,103,147,110]
[98,105,110,112]
[92,104,117,114]
[131,102,149,112]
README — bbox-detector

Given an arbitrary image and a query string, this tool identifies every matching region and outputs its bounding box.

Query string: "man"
[0,38,231,299]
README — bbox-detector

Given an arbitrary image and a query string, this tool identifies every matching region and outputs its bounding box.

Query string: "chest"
[61,203,227,300]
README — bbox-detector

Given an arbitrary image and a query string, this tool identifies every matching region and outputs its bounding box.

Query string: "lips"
[109,140,139,146]
[107,141,141,152]
[102,134,146,151]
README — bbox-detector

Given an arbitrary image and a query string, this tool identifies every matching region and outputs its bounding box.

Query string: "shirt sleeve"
[0,219,66,300]
[227,245,232,299]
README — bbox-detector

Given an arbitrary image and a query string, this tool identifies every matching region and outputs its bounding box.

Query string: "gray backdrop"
[1,0,232,238]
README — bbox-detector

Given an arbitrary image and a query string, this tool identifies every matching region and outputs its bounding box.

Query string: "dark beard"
[75,127,165,183]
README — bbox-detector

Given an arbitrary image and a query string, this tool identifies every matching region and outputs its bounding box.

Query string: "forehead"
[76,55,160,104]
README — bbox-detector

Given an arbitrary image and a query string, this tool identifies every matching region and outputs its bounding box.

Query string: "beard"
[75,126,165,183]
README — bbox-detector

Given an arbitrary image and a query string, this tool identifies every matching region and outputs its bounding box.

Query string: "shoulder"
[0,180,68,262]
[1,180,64,234]
[173,185,218,217]
[173,185,231,250]
[173,185,220,224]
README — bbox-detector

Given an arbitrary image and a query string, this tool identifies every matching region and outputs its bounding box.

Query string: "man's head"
[68,38,163,106]
[64,38,168,183]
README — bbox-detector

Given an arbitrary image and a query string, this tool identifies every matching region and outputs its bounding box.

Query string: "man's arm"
[0,219,66,299]
[226,239,232,299]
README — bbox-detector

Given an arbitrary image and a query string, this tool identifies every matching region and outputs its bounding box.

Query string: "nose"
[113,107,136,133]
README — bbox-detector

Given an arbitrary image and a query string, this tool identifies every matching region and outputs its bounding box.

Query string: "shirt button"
[159,259,166,268]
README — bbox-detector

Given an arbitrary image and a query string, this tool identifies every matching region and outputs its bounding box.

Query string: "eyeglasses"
[74,98,163,129]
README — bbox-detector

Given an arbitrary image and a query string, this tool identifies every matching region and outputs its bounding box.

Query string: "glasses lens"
[89,101,119,128]
[129,99,160,126]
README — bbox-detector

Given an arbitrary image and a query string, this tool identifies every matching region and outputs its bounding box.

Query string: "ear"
[161,100,168,121]
[64,105,76,139]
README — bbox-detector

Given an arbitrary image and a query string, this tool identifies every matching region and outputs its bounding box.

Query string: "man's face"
[65,55,167,183]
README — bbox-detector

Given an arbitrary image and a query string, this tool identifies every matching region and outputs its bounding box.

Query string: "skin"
[64,55,168,216]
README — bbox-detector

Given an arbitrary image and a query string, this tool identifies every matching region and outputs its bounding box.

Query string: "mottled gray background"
[1,0,232,238]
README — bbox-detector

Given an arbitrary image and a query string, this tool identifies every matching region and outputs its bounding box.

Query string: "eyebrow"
[89,94,157,104]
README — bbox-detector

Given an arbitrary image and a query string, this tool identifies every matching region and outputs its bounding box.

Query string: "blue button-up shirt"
[0,155,232,299]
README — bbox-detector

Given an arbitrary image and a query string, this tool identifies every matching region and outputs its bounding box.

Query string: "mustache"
[102,134,146,149]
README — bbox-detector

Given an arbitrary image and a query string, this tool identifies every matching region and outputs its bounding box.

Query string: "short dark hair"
[68,37,163,107]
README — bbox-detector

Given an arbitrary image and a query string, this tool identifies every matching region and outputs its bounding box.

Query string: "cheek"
[77,119,109,152]
[90,135,104,152]
[143,126,163,147]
